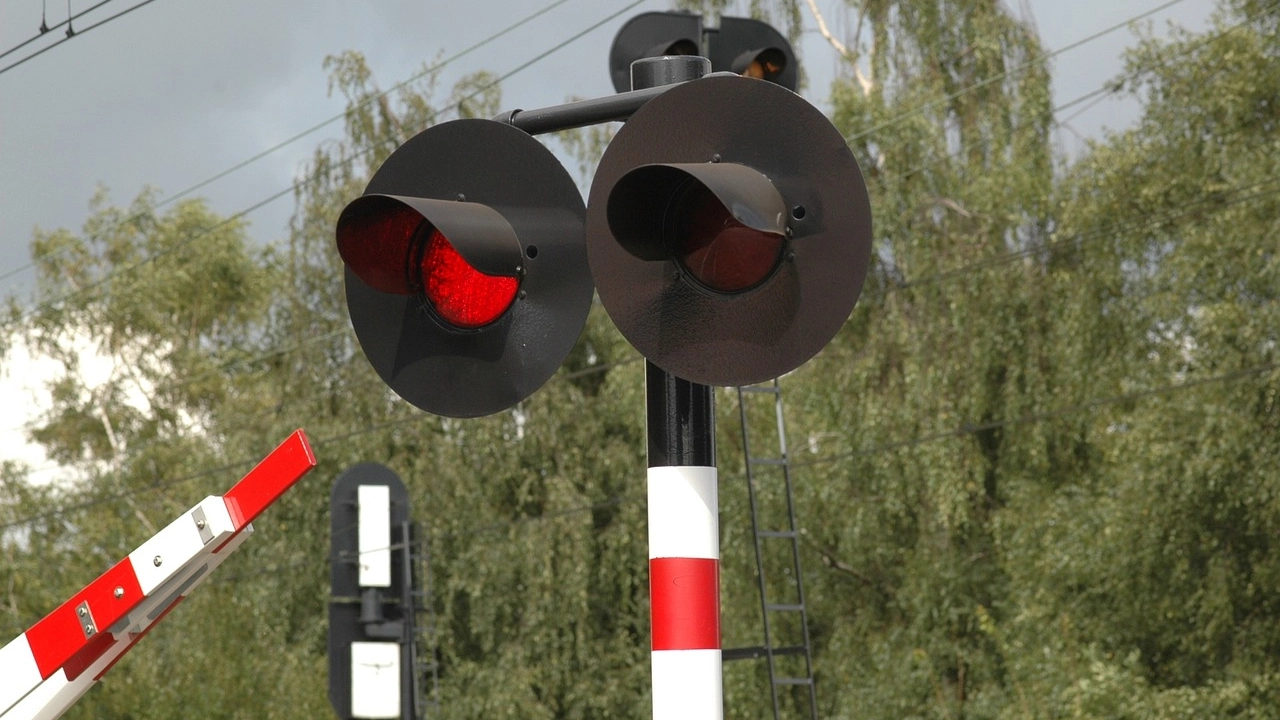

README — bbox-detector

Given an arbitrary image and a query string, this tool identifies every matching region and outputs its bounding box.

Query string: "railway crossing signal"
[337,75,870,410]
[337,119,593,418]
[586,74,872,387]
[608,12,798,92]
[333,16,871,720]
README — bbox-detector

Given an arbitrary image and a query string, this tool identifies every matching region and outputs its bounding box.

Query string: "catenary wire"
[9,171,1277,492]
[2,2,1271,527]
[0,70,1135,444]
[0,0,162,76]
[841,0,1194,146]
[0,0,579,290]
[8,152,1276,495]
[4,317,1275,534]
[0,0,115,62]
[3,0,649,322]
[2,0,1223,311]
[851,0,1270,179]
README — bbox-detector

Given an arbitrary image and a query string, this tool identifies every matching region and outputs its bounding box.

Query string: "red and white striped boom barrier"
[0,430,316,720]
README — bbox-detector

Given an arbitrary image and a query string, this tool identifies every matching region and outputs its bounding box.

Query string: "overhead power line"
[0,0,578,290]
[0,0,163,77]
[842,0,1195,146]
[4,1,1275,533]
[0,0,115,63]
[4,345,1275,535]
[3,0,649,319]
[63,356,1280,591]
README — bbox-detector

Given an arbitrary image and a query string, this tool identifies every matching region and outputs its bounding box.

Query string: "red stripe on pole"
[650,556,720,651]
[26,557,145,679]
[223,429,317,529]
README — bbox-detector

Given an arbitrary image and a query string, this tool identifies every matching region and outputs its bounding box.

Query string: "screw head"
[77,606,87,617]
[114,586,124,599]
[153,555,163,567]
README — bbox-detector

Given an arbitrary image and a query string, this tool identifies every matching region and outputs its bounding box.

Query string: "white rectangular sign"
[357,485,392,588]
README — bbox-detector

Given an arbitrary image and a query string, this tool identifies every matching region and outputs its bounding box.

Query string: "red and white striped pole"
[627,54,722,720]
[648,463,721,718]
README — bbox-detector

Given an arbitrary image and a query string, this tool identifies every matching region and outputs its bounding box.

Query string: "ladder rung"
[721,644,808,661]
[757,529,798,538]
[766,603,805,612]
[748,457,788,466]
[774,677,814,686]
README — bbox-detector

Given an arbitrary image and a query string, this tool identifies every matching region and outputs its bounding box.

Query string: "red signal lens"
[420,229,519,329]
[671,182,784,293]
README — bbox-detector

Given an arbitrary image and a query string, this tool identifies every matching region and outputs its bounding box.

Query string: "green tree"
[2,50,654,719]
[3,2,1277,717]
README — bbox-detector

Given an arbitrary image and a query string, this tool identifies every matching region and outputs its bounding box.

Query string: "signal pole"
[336,16,873,717]
[632,54,724,720]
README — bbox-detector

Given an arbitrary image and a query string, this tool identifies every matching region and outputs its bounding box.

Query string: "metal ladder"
[723,379,819,720]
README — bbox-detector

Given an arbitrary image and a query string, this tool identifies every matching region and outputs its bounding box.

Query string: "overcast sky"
[0,0,1220,302]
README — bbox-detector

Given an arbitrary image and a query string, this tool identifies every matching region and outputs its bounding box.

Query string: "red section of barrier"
[25,558,144,679]
[223,429,317,529]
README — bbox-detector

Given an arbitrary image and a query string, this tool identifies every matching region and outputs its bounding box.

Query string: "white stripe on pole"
[648,465,718,560]
[652,648,724,718]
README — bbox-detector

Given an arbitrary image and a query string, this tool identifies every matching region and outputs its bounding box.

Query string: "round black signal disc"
[586,75,873,387]
[345,119,592,418]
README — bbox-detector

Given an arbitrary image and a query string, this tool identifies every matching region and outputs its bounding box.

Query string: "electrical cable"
[0,0,578,290]
[9,156,1275,499]
[856,0,1269,183]
[791,361,1280,471]
[1,0,1234,312]
[0,0,114,62]
[9,171,1276,495]
[0,0,162,77]
[5,313,1275,534]
[0,351,647,526]
[4,0,649,324]
[860,177,1280,303]
[842,0,1194,146]
[3,1,1273,534]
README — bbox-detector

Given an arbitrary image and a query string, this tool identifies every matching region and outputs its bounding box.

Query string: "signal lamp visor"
[336,195,520,329]
[669,180,784,292]
[733,47,787,82]
[646,38,699,57]
[606,163,788,294]
[336,198,425,295]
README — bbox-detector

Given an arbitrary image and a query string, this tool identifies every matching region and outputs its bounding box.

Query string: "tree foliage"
[1,1,1277,717]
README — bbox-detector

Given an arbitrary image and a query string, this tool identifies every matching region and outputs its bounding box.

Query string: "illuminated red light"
[420,229,519,329]
[672,183,784,293]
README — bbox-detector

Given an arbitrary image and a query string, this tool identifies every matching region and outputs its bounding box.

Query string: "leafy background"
[2,0,1278,717]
